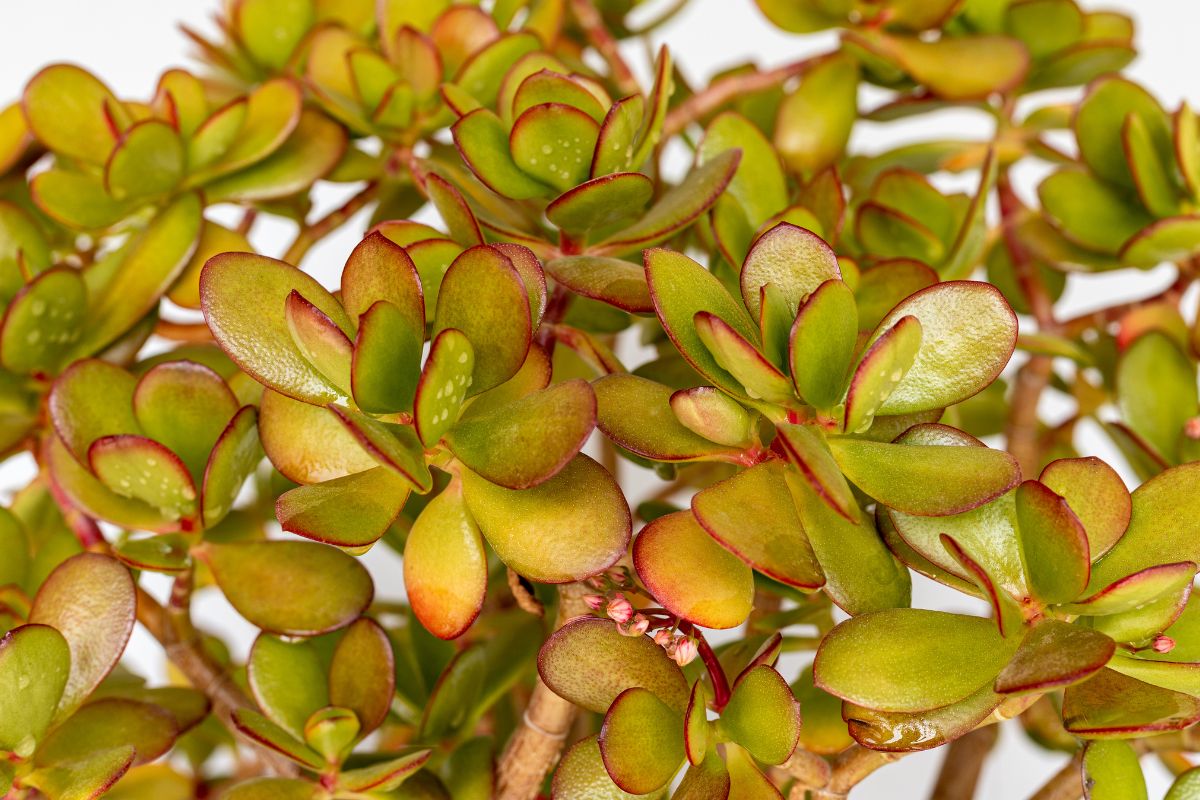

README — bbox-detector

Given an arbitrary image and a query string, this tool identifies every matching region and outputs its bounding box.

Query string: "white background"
[2,1,1197,797]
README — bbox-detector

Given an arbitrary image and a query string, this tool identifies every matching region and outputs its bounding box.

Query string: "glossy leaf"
[553,735,650,800]
[405,483,487,640]
[1063,668,1200,737]
[544,255,653,313]
[329,618,394,734]
[1040,457,1131,561]
[0,624,70,755]
[844,315,922,434]
[719,666,801,765]
[594,374,743,462]
[247,635,329,740]
[415,328,475,447]
[259,389,377,484]
[994,620,1115,695]
[1083,740,1148,800]
[741,223,840,321]
[1016,480,1091,604]
[599,687,685,794]
[277,466,409,547]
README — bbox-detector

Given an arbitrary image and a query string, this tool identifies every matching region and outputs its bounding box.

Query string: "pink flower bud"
[606,566,630,586]
[583,594,605,611]
[1186,417,1200,440]
[653,629,673,647]
[1153,635,1176,654]
[619,614,650,637]
[606,594,633,624]
[673,637,698,666]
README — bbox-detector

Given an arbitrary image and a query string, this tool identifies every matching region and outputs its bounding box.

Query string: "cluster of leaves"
[2,0,1200,798]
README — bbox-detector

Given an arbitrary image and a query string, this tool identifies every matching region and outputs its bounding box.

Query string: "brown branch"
[1060,269,1194,337]
[930,725,999,800]
[495,583,592,800]
[1028,752,1082,800]
[283,181,379,266]
[663,56,818,138]
[811,746,904,799]
[569,0,640,96]
[154,319,214,344]
[783,750,832,799]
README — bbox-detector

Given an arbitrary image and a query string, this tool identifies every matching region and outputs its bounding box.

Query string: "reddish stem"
[679,621,731,710]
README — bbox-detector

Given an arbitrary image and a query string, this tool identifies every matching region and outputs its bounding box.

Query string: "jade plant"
[3,0,1200,798]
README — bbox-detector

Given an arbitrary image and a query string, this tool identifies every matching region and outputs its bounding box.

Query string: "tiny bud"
[583,594,605,611]
[1186,417,1200,440]
[673,637,699,666]
[653,629,673,647]
[606,594,633,624]
[1153,635,1176,654]
[587,575,607,590]
[606,566,630,586]
[619,614,650,637]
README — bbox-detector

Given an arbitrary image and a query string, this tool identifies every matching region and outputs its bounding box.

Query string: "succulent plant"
[1,1,1200,798]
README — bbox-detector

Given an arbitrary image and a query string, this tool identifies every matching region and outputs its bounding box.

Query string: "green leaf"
[815,609,1012,712]
[0,268,85,376]
[340,230,426,324]
[29,553,134,718]
[452,109,551,200]
[433,246,532,394]
[700,113,787,241]
[414,328,475,447]
[540,617,689,713]
[774,53,858,175]
[1076,76,1171,190]
[0,624,70,755]
[775,423,858,522]
[237,0,314,69]
[1168,769,1200,800]
[1121,215,1200,269]
[1066,562,1196,617]
[105,120,183,201]
[36,698,178,766]
[447,380,595,490]
[993,620,1114,695]
[1083,740,1148,800]
[594,374,743,462]
[546,173,654,236]
[203,110,346,202]
[634,511,753,629]
[843,683,1001,753]
[554,735,653,800]
[673,751,731,800]
[694,311,792,403]
[329,618,394,733]
[1063,668,1200,737]
[202,405,261,528]
[544,255,653,313]
[844,315,922,434]
[644,247,759,393]
[592,95,645,177]
[670,387,756,448]
[247,634,329,741]
[202,252,354,404]
[724,742,782,798]
[231,709,325,769]
[405,482,487,640]
[1016,479,1091,604]
[218,778,317,800]
[1039,169,1154,254]
[874,32,1030,100]
[259,389,377,484]
[684,681,709,766]
[132,361,239,482]
[719,666,801,765]
[597,150,740,255]
[691,460,824,590]
[862,281,1018,416]
[22,746,134,800]
[88,435,198,524]
[46,435,173,533]
[202,541,373,636]
[510,103,599,192]
[1118,333,1198,461]
[827,436,1021,516]
[1125,113,1181,218]
[23,64,127,164]
[338,750,432,792]
[1040,457,1131,561]
[352,301,423,415]
[74,192,202,357]
[788,279,858,412]
[285,290,353,397]
[741,223,840,321]
[419,646,486,740]
[277,466,409,547]
[599,688,685,794]
[461,455,629,583]
[328,405,433,494]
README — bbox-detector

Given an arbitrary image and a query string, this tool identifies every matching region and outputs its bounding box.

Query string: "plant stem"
[1027,752,1082,800]
[811,746,904,799]
[783,750,832,799]
[679,621,730,710]
[930,725,999,800]
[283,181,379,266]
[569,0,640,96]
[495,583,592,800]
[154,319,214,344]
[663,56,818,138]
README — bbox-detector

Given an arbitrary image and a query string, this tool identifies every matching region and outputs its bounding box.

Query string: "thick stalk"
[930,725,999,800]
[810,746,904,799]
[495,583,592,800]
[783,750,832,799]
[283,181,379,266]
[1028,752,1082,800]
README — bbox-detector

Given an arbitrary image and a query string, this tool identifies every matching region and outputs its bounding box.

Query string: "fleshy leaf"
[88,436,198,524]
[415,328,475,447]
[1016,480,1090,604]
[0,624,70,755]
[247,635,329,741]
[684,681,709,766]
[1083,740,1148,800]
[452,109,551,199]
[691,460,824,590]
[844,315,922,434]
[860,281,1017,415]
[553,735,650,800]
[337,750,432,792]
[827,437,1021,516]
[23,64,126,163]
[546,174,654,236]
[775,423,858,522]
[30,553,135,718]
[231,709,325,769]
[328,406,433,493]
[22,746,134,800]
[259,390,377,484]
[405,482,487,640]
[510,103,599,192]
[285,290,353,396]
[694,311,793,404]
[202,253,354,404]
[993,620,1115,695]
[544,256,653,313]
[1065,562,1196,617]
[1040,457,1131,561]
[36,698,178,766]
[0,268,86,376]
[599,688,685,794]
[594,374,743,462]
[132,360,239,482]
[447,380,595,490]
[741,223,840,321]
[340,231,425,324]
[201,541,373,636]
[789,279,858,412]
[634,511,753,629]
[461,455,629,583]
[329,618,394,734]
[539,617,689,713]
[202,405,261,528]
[843,683,1000,753]
[814,609,1013,712]
[1118,332,1197,461]
[277,467,410,548]
[351,301,423,415]
[718,666,801,765]
[1063,668,1200,737]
